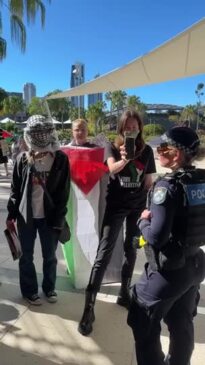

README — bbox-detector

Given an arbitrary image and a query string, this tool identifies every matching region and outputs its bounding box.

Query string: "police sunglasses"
[156,143,175,155]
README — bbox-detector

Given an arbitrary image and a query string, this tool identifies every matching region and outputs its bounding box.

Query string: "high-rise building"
[70,62,84,110]
[88,92,103,107]
[23,83,36,105]
[88,74,103,107]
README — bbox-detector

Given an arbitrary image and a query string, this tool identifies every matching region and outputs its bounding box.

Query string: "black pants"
[127,250,205,365]
[87,196,145,292]
[17,217,59,296]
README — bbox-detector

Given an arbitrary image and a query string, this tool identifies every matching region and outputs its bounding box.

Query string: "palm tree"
[0,87,8,111]
[0,0,51,61]
[195,83,204,131]
[105,90,127,115]
[180,105,197,127]
[111,90,127,116]
[105,92,113,114]
[86,101,106,135]
[46,90,71,126]
[3,95,25,122]
[28,96,47,115]
[127,95,141,108]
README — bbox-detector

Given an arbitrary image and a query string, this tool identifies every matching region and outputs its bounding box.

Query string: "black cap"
[160,127,200,155]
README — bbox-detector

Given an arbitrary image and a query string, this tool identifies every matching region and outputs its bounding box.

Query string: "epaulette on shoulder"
[161,172,176,182]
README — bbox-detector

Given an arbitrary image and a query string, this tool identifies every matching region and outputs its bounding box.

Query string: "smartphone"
[124,132,136,160]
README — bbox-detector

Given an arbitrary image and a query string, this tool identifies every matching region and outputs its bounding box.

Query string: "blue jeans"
[17,217,59,297]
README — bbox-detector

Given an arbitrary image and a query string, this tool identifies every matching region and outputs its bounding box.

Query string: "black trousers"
[87,196,145,292]
[17,217,59,296]
[127,250,205,365]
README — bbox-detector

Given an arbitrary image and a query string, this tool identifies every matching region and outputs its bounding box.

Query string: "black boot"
[78,291,97,336]
[116,277,131,309]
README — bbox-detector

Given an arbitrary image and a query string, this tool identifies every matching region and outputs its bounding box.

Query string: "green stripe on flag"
[62,191,75,285]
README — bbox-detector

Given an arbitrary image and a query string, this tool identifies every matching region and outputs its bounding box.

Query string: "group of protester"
[5,110,205,365]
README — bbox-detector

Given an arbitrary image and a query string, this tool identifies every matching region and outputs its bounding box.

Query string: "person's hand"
[140,209,152,220]
[6,219,16,231]
[119,144,129,163]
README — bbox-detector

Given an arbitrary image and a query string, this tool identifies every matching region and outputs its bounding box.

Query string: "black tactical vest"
[173,168,205,248]
[144,168,205,271]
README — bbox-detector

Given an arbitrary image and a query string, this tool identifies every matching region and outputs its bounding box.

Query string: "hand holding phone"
[124,131,136,160]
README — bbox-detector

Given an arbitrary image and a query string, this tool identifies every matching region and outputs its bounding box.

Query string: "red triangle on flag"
[62,147,108,194]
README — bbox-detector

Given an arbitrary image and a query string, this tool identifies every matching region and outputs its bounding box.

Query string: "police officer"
[127,126,205,365]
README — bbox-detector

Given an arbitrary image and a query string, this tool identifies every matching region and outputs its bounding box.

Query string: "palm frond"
[26,0,45,26]
[10,0,24,18]
[0,36,6,60]
[10,14,26,52]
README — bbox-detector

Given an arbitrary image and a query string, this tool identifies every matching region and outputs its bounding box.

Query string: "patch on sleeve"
[153,187,168,204]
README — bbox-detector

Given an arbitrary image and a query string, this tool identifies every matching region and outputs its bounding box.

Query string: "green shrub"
[104,131,117,142]
[143,124,165,137]
[58,129,71,143]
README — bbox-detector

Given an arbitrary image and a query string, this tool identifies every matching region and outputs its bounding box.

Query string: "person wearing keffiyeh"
[6,115,70,305]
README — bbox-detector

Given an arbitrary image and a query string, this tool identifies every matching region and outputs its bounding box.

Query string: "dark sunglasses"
[156,144,175,154]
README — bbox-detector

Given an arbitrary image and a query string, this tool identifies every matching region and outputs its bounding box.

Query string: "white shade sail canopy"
[63,119,72,124]
[47,18,205,100]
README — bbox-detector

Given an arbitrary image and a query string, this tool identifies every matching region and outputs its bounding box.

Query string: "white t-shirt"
[31,153,54,218]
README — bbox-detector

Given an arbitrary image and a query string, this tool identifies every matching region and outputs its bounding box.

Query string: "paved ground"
[0,161,205,365]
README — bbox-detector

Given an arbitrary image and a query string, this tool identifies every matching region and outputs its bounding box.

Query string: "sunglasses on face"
[156,144,175,155]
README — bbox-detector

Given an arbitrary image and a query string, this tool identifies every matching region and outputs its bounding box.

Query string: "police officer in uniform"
[127,126,205,365]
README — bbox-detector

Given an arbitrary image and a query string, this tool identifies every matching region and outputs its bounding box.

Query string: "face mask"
[124,130,139,139]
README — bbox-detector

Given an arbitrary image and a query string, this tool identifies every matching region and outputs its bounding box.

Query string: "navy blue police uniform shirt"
[106,144,156,205]
[138,175,184,251]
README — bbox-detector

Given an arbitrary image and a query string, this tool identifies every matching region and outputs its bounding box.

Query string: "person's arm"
[144,173,153,190]
[106,143,130,174]
[7,157,22,224]
[107,155,129,174]
[139,181,177,249]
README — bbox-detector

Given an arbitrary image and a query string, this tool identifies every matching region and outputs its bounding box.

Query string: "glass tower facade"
[70,63,85,110]
[23,83,36,106]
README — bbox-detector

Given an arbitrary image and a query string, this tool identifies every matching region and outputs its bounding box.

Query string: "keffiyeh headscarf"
[24,115,60,152]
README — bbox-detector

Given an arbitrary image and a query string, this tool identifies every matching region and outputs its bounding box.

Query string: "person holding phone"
[78,108,156,336]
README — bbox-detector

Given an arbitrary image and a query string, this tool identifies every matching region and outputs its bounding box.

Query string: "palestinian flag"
[60,146,108,288]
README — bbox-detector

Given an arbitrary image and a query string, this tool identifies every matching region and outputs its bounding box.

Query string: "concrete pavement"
[0,162,205,365]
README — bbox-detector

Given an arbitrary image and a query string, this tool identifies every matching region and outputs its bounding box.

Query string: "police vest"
[172,168,205,248]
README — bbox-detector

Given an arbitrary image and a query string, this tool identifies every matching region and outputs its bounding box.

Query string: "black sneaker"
[24,294,42,306]
[45,290,58,303]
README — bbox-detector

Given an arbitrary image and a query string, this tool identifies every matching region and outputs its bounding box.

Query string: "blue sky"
[0,0,205,107]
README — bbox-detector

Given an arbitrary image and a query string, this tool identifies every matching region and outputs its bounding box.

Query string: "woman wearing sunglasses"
[78,108,156,336]
[127,126,205,365]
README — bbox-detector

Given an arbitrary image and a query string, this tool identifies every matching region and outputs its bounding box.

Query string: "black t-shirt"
[107,143,156,200]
